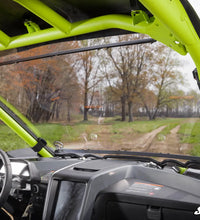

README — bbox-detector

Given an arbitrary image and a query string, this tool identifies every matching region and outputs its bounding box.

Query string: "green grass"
[179,122,200,144]
[62,124,87,142]
[62,120,103,143]
[0,125,28,151]
[1,117,200,157]
[156,122,180,141]
[36,123,66,145]
[0,123,66,152]
[103,118,200,157]
[178,120,200,156]
[190,144,200,156]
[110,118,182,134]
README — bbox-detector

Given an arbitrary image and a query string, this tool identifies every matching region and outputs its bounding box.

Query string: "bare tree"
[59,58,81,122]
[140,45,182,120]
[1,42,81,123]
[102,34,151,121]
[77,41,102,121]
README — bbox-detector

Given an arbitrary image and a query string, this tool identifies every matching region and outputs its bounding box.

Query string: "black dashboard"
[1,155,200,220]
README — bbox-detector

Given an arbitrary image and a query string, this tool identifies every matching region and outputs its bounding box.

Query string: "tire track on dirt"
[148,125,185,154]
[133,126,166,151]
[63,123,192,155]
[63,125,167,151]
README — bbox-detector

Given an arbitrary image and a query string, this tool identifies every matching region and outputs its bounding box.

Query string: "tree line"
[0,34,198,123]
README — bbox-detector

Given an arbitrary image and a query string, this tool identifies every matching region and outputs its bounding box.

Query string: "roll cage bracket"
[0,0,199,77]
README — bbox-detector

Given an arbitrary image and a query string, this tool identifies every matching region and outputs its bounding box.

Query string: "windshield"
[0,35,198,158]
[0,1,200,159]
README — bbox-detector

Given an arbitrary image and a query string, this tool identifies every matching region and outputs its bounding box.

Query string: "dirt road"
[64,124,192,155]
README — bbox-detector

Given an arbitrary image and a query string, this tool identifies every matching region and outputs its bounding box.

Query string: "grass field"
[0,117,200,156]
[0,123,66,152]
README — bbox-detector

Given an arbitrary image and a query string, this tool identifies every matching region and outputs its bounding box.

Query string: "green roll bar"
[0,97,53,157]
[0,0,199,69]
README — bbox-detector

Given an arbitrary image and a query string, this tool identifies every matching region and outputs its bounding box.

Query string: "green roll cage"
[0,0,199,69]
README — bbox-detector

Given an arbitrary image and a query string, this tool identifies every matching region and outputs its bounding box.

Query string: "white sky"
[189,0,200,15]
[178,1,200,91]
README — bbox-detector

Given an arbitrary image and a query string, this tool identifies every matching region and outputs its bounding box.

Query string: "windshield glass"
[0,2,200,158]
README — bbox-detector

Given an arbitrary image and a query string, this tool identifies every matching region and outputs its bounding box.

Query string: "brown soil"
[149,125,184,154]
[64,124,192,155]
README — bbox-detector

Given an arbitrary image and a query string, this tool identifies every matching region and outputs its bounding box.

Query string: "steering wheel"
[0,149,12,207]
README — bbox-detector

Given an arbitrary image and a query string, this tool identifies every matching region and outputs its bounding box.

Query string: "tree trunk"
[83,90,88,121]
[121,96,126,121]
[128,101,133,122]
[165,105,169,117]
[143,103,154,120]
[67,100,71,122]
[151,109,158,120]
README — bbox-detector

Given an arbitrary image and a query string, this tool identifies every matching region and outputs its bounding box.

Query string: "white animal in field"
[98,116,104,124]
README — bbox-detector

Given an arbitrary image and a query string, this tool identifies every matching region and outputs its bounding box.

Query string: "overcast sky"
[178,0,200,91]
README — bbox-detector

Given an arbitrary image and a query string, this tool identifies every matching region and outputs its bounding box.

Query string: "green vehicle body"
[0,0,199,67]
